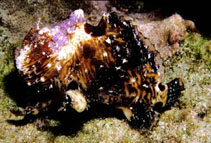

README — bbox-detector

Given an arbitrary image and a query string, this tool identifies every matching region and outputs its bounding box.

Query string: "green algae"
[163,32,210,108]
[0,30,16,88]
[0,29,22,123]
[183,33,211,66]
[157,32,211,142]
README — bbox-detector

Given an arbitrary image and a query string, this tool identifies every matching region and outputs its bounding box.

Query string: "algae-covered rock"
[157,32,211,143]
[0,29,15,88]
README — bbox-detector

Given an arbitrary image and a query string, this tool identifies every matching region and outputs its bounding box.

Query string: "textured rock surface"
[0,1,210,143]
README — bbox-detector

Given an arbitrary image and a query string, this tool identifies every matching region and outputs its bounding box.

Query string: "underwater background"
[0,1,210,142]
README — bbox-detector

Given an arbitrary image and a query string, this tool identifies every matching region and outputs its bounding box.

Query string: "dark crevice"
[84,18,106,37]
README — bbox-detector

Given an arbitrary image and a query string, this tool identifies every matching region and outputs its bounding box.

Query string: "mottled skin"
[14,10,184,129]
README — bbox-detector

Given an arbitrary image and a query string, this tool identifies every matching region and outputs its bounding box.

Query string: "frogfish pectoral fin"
[66,90,87,113]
